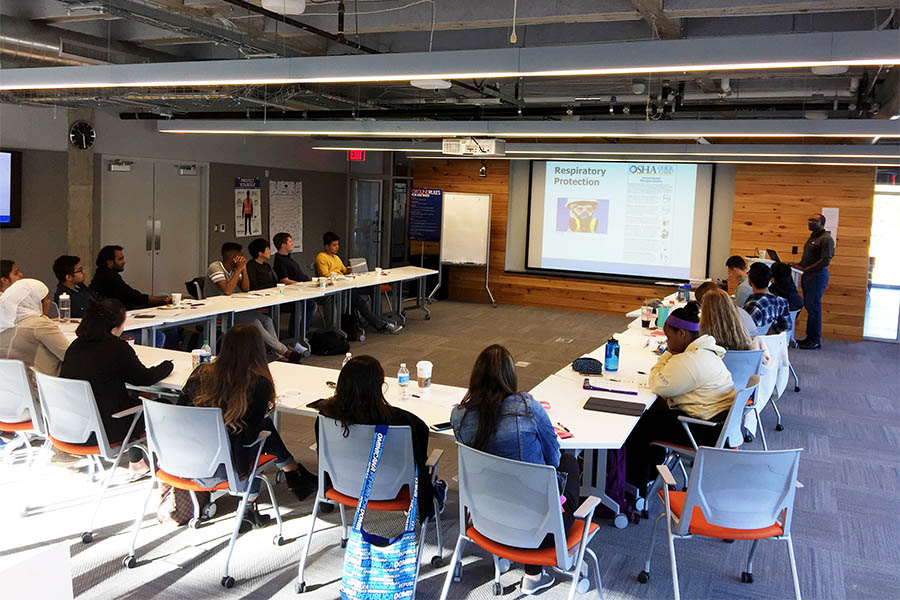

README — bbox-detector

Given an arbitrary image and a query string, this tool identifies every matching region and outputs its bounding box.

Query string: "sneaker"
[284,468,317,502]
[241,502,272,531]
[521,570,555,595]
[381,322,403,335]
[433,479,448,515]
[294,342,312,358]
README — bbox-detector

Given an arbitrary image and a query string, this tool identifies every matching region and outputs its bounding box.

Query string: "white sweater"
[649,334,736,420]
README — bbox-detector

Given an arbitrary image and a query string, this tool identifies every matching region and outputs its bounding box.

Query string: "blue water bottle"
[604,336,620,372]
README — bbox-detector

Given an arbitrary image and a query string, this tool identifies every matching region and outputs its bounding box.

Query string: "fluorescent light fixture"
[410,79,452,90]
[407,155,897,167]
[160,119,900,139]
[1,31,897,91]
[875,184,900,194]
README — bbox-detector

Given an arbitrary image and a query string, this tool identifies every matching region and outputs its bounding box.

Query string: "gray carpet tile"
[2,301,898,599]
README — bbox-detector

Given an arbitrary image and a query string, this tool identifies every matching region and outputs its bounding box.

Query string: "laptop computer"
[348,257,369,273]
[766,249,782,262]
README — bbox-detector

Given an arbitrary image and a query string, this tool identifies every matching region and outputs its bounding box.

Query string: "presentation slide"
[527,160,709,280]
[0,152,10,224]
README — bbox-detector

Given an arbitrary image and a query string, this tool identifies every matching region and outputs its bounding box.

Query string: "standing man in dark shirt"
[90,245,169,310]
[52,255,97,318]
[271,232,319,331]
[792,214,835,349]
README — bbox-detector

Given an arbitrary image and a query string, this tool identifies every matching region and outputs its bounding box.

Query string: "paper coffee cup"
[277,283,286,295]
[318,277,326,288]
[375,267,382,276]
[759,250,767,259]
[191,349,204,368]
[171,292,182,306]
[416,360,433,388]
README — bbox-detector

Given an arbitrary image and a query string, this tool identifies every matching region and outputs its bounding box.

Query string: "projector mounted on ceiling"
[442,138,506,156]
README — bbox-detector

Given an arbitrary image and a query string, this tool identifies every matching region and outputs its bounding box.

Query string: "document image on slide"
[0,153,10,223]
[556,197,609,234]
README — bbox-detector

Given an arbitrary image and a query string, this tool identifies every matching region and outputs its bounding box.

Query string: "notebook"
[583,396,645,417]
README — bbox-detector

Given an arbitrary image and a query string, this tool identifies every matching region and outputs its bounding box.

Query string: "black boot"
[240,501,272,532]
[284,467,317,502]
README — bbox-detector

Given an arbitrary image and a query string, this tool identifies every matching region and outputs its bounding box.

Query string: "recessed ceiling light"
[260,0,306,14]
[410,79,452,90]
[811,65,849,75]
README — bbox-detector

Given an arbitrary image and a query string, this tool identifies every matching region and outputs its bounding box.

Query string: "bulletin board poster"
[235,177,262,237]
[408,188,443,242]
[270,180,303,252]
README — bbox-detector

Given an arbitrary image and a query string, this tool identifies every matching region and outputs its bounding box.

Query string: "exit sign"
[347,150,367,162]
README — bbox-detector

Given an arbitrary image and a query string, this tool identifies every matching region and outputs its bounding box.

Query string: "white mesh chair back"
[456,443,568,567]
[722,349,764,391]
[0,360,42,432]
[33,370,110,454]
[348,258,369,273]
[760,332,789,399]
[677,447,801,536]
[715,375,759,449]
[788,310,800,344]
[317,417,414,500]
[142,399,238,490]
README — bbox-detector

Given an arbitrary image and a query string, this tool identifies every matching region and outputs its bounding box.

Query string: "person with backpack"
[451,344,581,595]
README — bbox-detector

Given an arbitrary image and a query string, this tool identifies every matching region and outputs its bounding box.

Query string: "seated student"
[90,245,169,309]
[451,344,580,595]
[0,259,23,296]
[316,355,445,521]
[0,279,70,395]
[52,255,97,319]
[182,324,317,528]
[695,281,759,338]
[743,262,792,335]
[726,255,752,308]
[271,232,319,331]
[769,261,804,312]
[623,303,735,490]
[245,238,278,291]
[208,242,304,362]
[314,231,401,335]
[60,298,173,475]
[700,288,769,360]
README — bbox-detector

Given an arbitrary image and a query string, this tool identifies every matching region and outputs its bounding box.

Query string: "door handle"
[154,219,161,252]
[146,219,153,251]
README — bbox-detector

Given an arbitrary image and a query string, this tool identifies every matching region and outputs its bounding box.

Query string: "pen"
[411,394,421,398]
[637,371,647,375]
[557,422,571,433]
[583,379,639,396]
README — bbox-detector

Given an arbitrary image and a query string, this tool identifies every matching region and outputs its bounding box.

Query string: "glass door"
[864,182,900,341]
[349,179,382,270]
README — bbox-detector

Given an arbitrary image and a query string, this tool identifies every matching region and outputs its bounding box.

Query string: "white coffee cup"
[171,292,182,306]
[318,277,327,288]
[759,250,767,259]
[375,267,382,277]
[191,349,204,368]
[416,360,433,389]
[277,283,286,295]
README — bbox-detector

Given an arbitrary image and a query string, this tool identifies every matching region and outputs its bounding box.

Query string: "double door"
[101,158,205,296]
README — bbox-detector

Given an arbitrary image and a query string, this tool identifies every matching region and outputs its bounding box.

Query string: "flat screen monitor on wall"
[526,160,713,281]
[0,151,22,228]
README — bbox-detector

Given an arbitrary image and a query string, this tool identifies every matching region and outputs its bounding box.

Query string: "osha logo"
[630,165,674,175]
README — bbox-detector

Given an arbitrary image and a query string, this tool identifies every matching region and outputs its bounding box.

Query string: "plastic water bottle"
[200,340,212,363]
[398,363,410,399]
[341,352,352,370]
[604,337,620,372]
[58,293,70,323]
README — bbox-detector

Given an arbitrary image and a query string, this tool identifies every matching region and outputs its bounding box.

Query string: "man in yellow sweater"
[315,231,401,334]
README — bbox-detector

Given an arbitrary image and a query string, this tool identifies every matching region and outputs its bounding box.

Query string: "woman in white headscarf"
[0,279,71,391]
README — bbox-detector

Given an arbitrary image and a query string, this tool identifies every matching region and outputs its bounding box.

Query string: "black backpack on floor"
[309,329,350,356]
[340,312,366,342]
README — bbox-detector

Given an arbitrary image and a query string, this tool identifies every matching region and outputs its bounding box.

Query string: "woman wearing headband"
[0,278,70,398]
[623,301,736,489]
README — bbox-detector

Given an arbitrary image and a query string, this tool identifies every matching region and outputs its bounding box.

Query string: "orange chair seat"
[660,490,784,540]
[380,284,392,293]
[325,485,411,511]
[650,440,694,453]
[0,419,34,432]
[466,520,600,567]
[156,454,277,492]
[49,435,123,456]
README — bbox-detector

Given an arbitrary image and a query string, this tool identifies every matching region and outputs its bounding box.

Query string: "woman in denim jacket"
[451,344,580,596]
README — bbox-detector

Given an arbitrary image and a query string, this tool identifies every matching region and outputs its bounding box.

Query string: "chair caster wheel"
[794,386,800,393]
[202,502,217,519]
[741,571,753,583]
[634,497,646,512]
[295,581,306,594]
[221,576,235,588]
[275,471,284,484]
[81,532,93,544]
[341,538,347,548]
[723,539,735,544]
[614,513,628,529]
[425,314,431,321]
[492,582,502,595]
[637,570,650,584]
[273,535,285,546]
[188,518,201,529]
[123,555,137,569]
[431,556,442,568]
[776,424,785,432]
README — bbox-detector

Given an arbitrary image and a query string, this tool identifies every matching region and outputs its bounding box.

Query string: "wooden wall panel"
[413,159,664,315]
[730,164,875,340]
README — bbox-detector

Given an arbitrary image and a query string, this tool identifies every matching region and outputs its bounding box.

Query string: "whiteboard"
[441,192,491,265]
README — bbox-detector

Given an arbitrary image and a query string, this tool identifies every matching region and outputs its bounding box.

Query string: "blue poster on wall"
[408,188,443,242]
